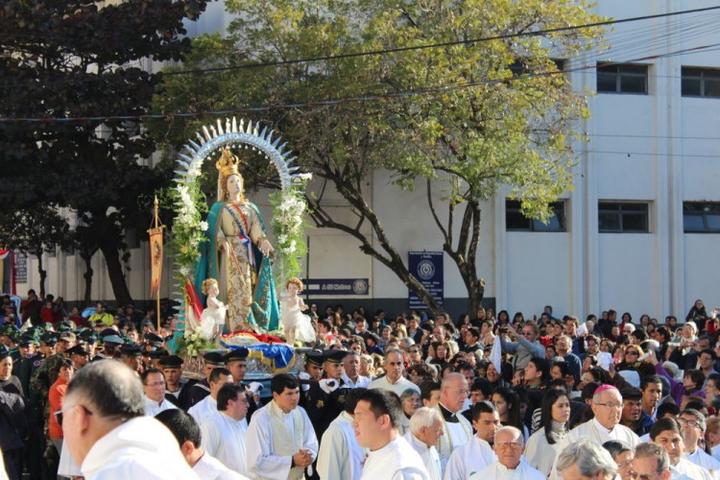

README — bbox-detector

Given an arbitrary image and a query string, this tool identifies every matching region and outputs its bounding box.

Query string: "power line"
[1,41,718,124]
[585,150,719,159]
[161,4,720,76]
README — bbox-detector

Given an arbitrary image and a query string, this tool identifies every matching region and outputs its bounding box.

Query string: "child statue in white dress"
[281,277,316,345]
[200,278,227,341]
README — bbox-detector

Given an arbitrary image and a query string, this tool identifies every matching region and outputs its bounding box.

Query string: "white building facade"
[16,0,720,321]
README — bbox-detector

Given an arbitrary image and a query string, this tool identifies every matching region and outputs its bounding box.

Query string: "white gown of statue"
[200,296,227,340]
[281,296,316,344]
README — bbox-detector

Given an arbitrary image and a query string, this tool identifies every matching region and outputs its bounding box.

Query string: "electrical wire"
[1,40,719,124]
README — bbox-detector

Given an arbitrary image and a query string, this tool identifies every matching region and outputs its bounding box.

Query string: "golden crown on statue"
[216,148,241,177]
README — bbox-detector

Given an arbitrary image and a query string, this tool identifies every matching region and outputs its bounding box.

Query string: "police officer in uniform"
[179,351,225,409]
[160,355,195,410]
[14,334,45,480]
[302,349,352,439]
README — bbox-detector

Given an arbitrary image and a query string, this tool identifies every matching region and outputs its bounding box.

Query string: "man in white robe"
[200,384,250,476]
[143,368,178,416]
[679,409,720,480]
[189,368,232,425]
[404,407,443,480]
[368,349,420,396]
[156,408,250,480]
[651,417,712,480]
[444,401,498,480]
[434,373,473,471]
[62,360,200,480]
[355,388,429,480]
[551,384,639,480]
[317,389,366,480]
[632,443,674,480]
[245,374,318,480]
[469,426,544,480]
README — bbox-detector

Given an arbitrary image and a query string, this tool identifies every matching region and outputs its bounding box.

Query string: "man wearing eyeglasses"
[550,385,639,480]
[678,409,720,477]
[630,443,672,480]
[499,323,545,370]
[650,417,711,480]
[61,360,200,479]
[469,426,543,480]
[142,368,178,417]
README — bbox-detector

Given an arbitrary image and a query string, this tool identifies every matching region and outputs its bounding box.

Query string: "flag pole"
[148,195,164,332]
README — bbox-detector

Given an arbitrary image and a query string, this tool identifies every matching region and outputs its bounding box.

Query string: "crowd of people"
[2,289,720,480]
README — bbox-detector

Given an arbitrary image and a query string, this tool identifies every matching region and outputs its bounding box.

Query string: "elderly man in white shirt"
[143,368,178,416]
[470,426,544,480]
[341,352,372,388]
[317,388,366,480]
[368,349,421,396]
[444,401,498,480]
[245,374,318,480]
[200,383,250,476]
[188,367,233,425]
[551,384,639,480]
[355,388,430,480]
[156,408,249,480]
[404,407,443,480]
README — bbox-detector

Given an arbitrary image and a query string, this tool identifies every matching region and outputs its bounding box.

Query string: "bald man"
[435,373,473,470]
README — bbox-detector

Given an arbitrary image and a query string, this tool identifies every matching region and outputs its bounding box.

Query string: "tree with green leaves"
[0,207,71,298]
[151,0,604,314]
[0,0,208,304]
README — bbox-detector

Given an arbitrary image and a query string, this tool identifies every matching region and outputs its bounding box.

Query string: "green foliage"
[0,0,209,303]
[150,0,605,310]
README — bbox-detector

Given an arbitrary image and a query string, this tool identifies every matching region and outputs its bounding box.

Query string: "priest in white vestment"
[143,369,179,416]
[651,417,712,480]
[245,374,318,480]
[469,426,544,480]
[434,373,473,471]
[189,368,233,425]
[200,384,250,476]
[355,388,430,480]
[679,410,720,480]
[404,408,443,480]
[317,391,366,480]
[444,401,498,480]
[550,385,639,480]
[155,408,250,480]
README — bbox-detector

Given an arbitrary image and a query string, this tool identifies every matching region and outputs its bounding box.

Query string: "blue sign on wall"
[408,251,444,309]
[303,278,369,296]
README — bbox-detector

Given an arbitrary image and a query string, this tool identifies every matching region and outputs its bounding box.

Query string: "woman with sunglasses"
[615,345,645,371]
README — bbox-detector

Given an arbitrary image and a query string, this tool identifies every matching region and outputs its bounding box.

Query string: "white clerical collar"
[220,411,244,424]
[497,461,521,473]
[407,431,432,452]
[270,400,294,418]
[145,395,164,407]
[369,434,400,454]
[592,417,615,435]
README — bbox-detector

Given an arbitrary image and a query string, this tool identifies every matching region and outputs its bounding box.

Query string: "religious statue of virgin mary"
[193,148,280,332]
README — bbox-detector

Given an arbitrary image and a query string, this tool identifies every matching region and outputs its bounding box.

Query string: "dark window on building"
[596,63,648,94]
[506,200,566,232]
[598,202,649,233]
[681,67,720,98]
[683,202,720,232]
